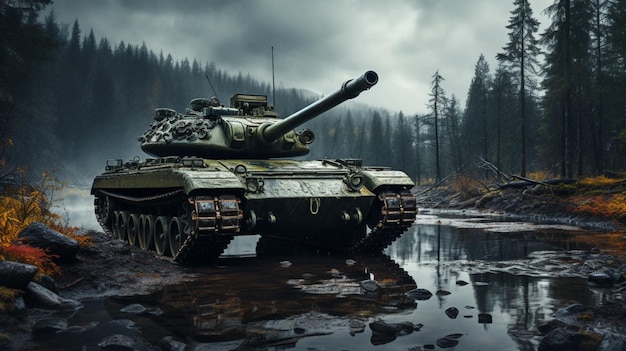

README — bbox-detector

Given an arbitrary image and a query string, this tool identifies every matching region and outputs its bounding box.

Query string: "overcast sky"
[50,0,554,116]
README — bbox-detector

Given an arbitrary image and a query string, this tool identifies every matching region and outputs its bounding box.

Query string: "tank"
[91,70,417,264]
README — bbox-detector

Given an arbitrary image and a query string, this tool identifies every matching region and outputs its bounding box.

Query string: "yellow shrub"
[0,167,63,246]
[0,287,21,313]
[449,175,483,199]
[526,170,552,181]
[0,166,89,275]
[578,175,624,187]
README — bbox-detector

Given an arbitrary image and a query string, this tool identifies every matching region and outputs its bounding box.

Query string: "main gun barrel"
[260,70,378,143]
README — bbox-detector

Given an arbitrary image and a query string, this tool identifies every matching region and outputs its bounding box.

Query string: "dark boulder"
[97,334,139,351]
[369,319,415,345]
[120,303,148,314]
[598,333,626,351]
[478,313,493,324]
[538,328,574,351]
[445,307,459,319]
[553,304,590,327]
[369,320,415,335]
[405,288,433,300]
[587,267,625,288]
[17,222,79,262]
[32,317,68,337]
[25,281,83,311]
[436,333,463,348]
[38,274,59,294]
[158,336,187,351]
[369,319,402,335]
[360,279,382,295]
[0,260,38,289]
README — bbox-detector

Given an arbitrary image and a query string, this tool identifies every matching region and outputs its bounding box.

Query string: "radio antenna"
[205,74,220,101]
[271,46,276,109]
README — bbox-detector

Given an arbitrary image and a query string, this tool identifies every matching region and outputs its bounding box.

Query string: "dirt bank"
[55,230,196,301]
[416,184,625,232]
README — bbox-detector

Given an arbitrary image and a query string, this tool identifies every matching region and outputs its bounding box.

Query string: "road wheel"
[154,216,170,256]
[168,216,186,257]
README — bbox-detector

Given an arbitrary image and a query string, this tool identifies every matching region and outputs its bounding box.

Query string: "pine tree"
[427,70,446,182]
[462,55,492,165]
[444,95,463,172]
[497,0,541,176]
[542,0,594,176]
[491,65,517,172]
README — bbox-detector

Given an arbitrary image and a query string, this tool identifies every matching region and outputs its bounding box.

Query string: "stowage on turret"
[91,70,417,264]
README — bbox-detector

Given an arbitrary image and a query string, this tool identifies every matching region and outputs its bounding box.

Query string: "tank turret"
[139,71,378,159]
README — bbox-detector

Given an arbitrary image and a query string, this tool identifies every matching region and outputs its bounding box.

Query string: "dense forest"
[2,0,626,187]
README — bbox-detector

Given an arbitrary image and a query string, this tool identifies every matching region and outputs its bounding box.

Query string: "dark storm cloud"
[50,0,553,115]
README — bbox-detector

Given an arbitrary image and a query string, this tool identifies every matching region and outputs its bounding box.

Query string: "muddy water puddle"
[38,209,621,350]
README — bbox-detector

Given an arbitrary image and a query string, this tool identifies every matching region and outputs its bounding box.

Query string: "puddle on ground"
[33,209,623,350]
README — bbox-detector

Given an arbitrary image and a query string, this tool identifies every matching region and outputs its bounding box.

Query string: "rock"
[39,274,59,294]
[436,333,463,348]
[598,332,626,351]
[406,288,433,300]
[97,334,138,350]
[456,280,469,286]
[32,317,68,337]
[554,304,588,325]
[581,259,604,273]
[158,336,186,351]
[588,268,625,287]
[445,307,459,319]
[17,222,79,262]
[360,279,382,294]
[478,313,492,323]
[25,281,83,311]
[538,328,574,351]
[349,319,367,335]
[369,319,415,337]
[436,289,451,296]
[0,260,38,289]
[149,307,164,316]
[369,319,399,335]
[370,330,396,346]
[120,303,148,314]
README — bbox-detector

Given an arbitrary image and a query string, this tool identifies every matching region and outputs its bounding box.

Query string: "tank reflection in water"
[35,210,606,350]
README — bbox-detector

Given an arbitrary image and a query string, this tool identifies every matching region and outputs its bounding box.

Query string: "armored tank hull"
[92,157,416,264]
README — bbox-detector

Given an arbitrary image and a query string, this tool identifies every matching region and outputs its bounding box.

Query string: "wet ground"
[29,208,626,350]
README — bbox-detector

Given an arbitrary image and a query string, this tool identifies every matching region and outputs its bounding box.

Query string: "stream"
[36,208,621,350]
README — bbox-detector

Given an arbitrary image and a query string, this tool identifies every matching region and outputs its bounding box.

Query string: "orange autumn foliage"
[571,193,626,219]
[0,166,89,276]
[0,244,60,276]
[0,167,63,245]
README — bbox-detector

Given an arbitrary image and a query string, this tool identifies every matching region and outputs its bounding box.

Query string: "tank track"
[94,188,415,264]
[93,190,243,264]
[174,195,243,264]
[352,189,417,253]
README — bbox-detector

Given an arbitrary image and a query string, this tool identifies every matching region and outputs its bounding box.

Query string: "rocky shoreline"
[0,224,193,351]
[2,185,626,350]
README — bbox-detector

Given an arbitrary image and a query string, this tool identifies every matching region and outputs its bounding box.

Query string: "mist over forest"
[3,0,626,189]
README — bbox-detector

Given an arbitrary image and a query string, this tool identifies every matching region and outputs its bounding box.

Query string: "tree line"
[2,0,626,187]
[427,0,626,182]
